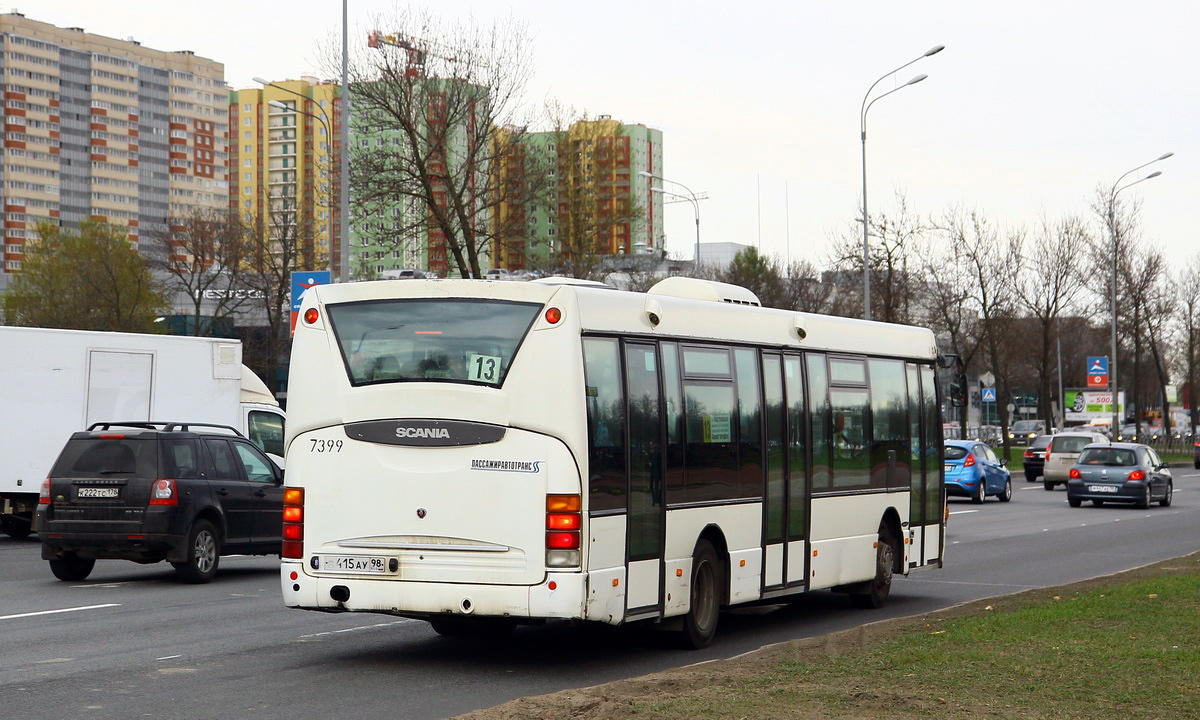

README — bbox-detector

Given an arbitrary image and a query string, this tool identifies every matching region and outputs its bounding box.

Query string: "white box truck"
[0,327,285,538]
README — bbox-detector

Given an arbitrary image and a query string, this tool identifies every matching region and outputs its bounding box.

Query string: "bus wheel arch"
[677,533,725,649]
[879,508,903,576]
[850,513,900,609]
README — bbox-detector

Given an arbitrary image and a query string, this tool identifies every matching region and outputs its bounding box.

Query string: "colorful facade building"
[0,11,228,290]
[493,116,663,272]
[229,77,341,276]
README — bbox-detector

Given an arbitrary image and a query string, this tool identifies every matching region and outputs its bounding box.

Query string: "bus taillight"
[546,494,580,568]
[283,487,305,559]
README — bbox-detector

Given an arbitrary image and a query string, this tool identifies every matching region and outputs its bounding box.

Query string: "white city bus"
[281,276,946,647]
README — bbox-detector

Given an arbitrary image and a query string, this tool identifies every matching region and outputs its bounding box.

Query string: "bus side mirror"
[949,373,968,408]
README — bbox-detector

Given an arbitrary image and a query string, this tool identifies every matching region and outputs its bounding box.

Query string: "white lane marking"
[949,510,979,516]
[157,655,182,661]
[0,603,120,621]
[297,619,414,639]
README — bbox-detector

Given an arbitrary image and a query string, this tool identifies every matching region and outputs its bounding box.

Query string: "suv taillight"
[148,478,178,506]
[39,477,51,505]
[282,487,304,559]
[546,494,580,568]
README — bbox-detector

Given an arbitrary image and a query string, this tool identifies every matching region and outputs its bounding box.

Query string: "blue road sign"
[1087,356,1109,376]
[291,271,330,312]
[981,387,997,402]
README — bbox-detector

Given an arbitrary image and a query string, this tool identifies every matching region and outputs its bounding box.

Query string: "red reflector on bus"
[303,308,319,325]
[283,524,303,541]
[546,531,580,550]
[545,307,562,324]
[546,513,581,531]
[283,506,303,523]
[282,540,303,559]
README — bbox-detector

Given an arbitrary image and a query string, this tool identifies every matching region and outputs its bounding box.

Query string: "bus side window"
[807,354,831,492]
[583,338,626,513]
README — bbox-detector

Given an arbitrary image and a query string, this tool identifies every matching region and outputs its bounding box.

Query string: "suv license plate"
[319,555,388,574]
[77,487,119,498]
[1088,485,1118,493]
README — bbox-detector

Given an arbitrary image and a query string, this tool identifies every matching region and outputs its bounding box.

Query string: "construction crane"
[367,32,456,78]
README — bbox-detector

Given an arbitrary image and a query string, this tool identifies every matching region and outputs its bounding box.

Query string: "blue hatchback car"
[944,440,1012,503]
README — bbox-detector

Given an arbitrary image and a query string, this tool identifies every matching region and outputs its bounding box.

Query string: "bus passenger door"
[624,343,664,614]
[763,353,809,591]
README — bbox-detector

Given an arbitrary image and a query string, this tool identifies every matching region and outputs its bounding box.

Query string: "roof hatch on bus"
[647,277,761,306]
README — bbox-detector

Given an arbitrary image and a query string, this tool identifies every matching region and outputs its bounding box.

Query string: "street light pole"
[639,170,701,268]
[1108,152,1171,434]
[859,45,943,321]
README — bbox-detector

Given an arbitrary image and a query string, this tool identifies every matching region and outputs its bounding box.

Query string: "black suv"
[34,422,284,583]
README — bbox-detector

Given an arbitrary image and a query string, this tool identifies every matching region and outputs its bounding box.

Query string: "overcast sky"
[38,1,1199,267]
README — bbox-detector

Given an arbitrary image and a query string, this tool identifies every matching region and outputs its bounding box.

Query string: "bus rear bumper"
[280,561,586,621]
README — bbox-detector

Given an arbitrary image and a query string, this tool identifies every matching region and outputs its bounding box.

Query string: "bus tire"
[49,553,95,582]
[677,539,721,649]
[850,526,895,609]
[429,616,516,639]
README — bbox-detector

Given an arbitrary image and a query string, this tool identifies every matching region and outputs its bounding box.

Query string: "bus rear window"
[326,299,542,388]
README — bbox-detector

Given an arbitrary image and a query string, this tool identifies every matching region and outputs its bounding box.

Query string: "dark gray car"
[1066,442,1172,509]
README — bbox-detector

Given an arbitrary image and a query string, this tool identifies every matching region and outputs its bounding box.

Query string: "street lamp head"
[906,73,929,86]
[252,76,270,86]
[268,99,289,110]
[924,45,946,57]
[1157,152,1174,161]
[638,170,655,179]
[1145,170,1163,179]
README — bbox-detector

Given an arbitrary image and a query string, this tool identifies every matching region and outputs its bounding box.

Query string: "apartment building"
[229,77,341,276]
[0,12,228,290]
[494,115,663,272]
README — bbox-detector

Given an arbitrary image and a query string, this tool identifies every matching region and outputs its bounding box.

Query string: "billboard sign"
[1065,389,1124,423]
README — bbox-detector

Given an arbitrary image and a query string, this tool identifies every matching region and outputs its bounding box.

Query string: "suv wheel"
[1043,480,1056,491]
[172,519,220,583]
[49,553,95,581]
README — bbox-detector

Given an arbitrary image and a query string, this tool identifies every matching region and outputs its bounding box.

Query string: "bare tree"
[940,208,1024,460]
[914,234,983,438]
[341,9,541,278]
[1013,214,1090,426]
[1179,255,1200,437]
[146,207,256,336]
[241,189,318,396]
[829,191,927,323]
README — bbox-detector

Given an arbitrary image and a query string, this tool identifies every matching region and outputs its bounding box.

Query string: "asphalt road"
[3,465,1198,720]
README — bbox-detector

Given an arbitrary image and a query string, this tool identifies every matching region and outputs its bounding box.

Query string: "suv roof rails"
[87,421,244,437]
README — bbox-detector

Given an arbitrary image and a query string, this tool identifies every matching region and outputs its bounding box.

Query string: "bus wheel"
[429,616,516,639]
[677,540,721,649]
[851,526,895,609]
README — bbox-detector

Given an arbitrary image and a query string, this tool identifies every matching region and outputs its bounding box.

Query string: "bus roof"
[304,278,937,361]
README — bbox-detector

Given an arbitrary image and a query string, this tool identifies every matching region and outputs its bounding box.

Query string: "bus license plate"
[1088,485,1118,493]
[320,555,388,573]
[77,487,119,498]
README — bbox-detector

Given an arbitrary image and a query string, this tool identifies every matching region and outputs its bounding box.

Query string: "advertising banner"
[1064,389,1124,423]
